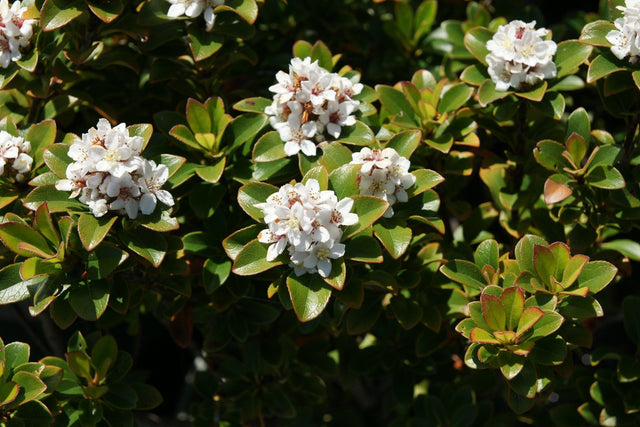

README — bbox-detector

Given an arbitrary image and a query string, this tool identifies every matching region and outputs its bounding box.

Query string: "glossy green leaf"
[477,79,510,106]
[373,220,412,259]
[587,53,623,83]
[237,181,278,222]
[438,83,474,114]
[68,280,110,321]
[87,244,129,280]
[580,20,616,46]
[555,40,593,79]
[233,97,272,114]
[195,158,225,184]
[328,163,360,199]
[77,214,117,252]
[384,129,421,159]
[11,371,47,404]
[120,229,167,267]
[389,295,423,330]
[336,120,375,146]
[464,26,493,65]
[528,311,564,340]
[188,25,224,61]
[86,0,124,22]
[469,327,500,344]
[440,260,486,292]
[23,185,87,213]
[310,40,333,71]
[474,240,499,270]
[460,64,488,86]
[585,165,625,189]
[253,131,287,162]
[41,0,84,31]
[0,222,54,258]
[481,293,505,331]
[501,287,525,331]
[323,258,346,291]
[222,224,261,261]
[232,239,285,275]
[341,195,389,238]
[344,235,383,263]
[376,85,419,126]
[498,351,525,380]
[286,274,332,322]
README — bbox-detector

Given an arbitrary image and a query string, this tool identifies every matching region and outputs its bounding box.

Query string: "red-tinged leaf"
[481,293,505,331]
[559,287,590,297]
[561,254,589,289]
[469,327,500,345]
[287,274,332,322]
[544,177,573,204]
[515,307,544,338]
[501,286,525,331]
[533,245,556,287]
[323,258,346,291]
[493,330,517,345]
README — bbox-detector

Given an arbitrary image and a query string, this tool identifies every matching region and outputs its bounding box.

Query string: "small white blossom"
[265,57,362,156]
[350,147,416,218]
[256,179,357,277]
[55,119,175,219]
[166,0,223,32]
[486,20,557,91]
[0,130,33,180]
[0,0,37,69]
[607,0,640,63]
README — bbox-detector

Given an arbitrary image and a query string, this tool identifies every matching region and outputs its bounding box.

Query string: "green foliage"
[0,0,639,425]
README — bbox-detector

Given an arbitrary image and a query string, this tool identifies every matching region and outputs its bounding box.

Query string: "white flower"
[55,119,175,219]
[607,1,640,63]
[257,179,357,277]
[165,0,223,32]
[0,130,33,180]
[0,0,37,69]
[265,57,362,156]
[350,147,415,218]
[485,20,557,91]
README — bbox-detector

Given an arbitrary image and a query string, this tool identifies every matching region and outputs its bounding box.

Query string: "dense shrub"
[0,0,639,426]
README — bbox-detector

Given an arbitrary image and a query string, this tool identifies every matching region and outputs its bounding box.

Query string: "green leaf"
[293,40,312,60]
[515,81,547,102]
[232,239,285,275]
[237,182,279,222]
[477,79,510,107]
[528,311,564,340]
[336,120,375,146]
[529,335,567,365]
[376,85,418,126]
[460,64,489,86]
[34,203,60,246]
[585,165,625,189]
[474,240,499,270]
[302,165,329,190]
[515,234,549,274]
[579,20,616,47]
[77,214,117,251]
[515,307,544,337]
[318,141,353,173]
[286,274,332,322]
[344,235,383,263]
[43,143,72,178]
[233,97,272,114]
[341,195,389,238]
[566,107,591,143]
[0,382,19,406]
[202,258,232,293]
[323,258,346,291]
[87,244,129,280]
[188,25,224,61]
[464,26,493,65]
[406,169,444,198]
[0,264,46,304]
[533,245,556,286]
[11,371,47,405]
[498,351,525,380]
[186,98,212,134]
[0,222,54,258]
[222,224,261,261]
[328,163,360,199]
[23,185,87,213]
[170,124,201,151]
[384,130,421,159]
[389,295,423,330]
[91,335,117,380]
[602,239,640,261]
[481,293,505,331]
[195,158,226,184]
[131,383,163,410]
[373,220,412,259]
[438,83,474,114]
[555,40,593,79]
[587,53,623,83]
[502,287,525,331]
[310,40,333,71]
[120,229,167,267]
[41,0,85,31]
[69,280,110,321]
[440,260,486,292]
[225,114,268,152]
[469,327,500,344]
[253,131,287,162]
[85,0,123,22]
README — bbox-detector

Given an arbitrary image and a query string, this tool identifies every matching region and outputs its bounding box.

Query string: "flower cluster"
[0,130,32,182]
[257,179,358,277]
[485,20,557,91]
[265,57,363,157]
[606,0,640,63]
[350,147,415,218]
[55,119,174,219]
[165,0,223,32]
[0,0,37,69]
